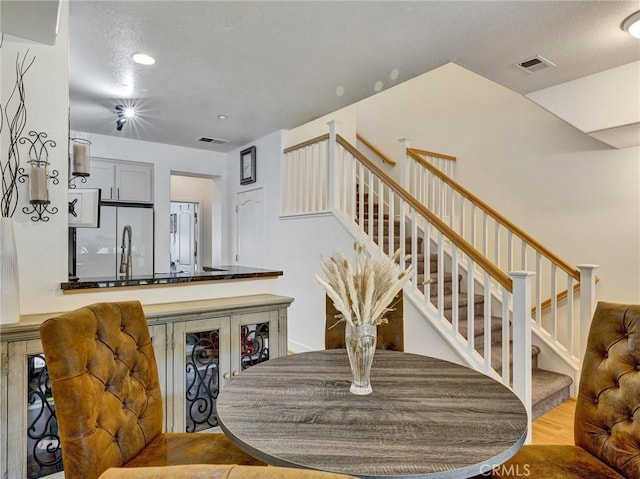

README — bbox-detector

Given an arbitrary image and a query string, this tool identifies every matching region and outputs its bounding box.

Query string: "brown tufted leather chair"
[325,291,404,351]
[492,302,640,479]
[39,301,264,479]
[98,464,358,478]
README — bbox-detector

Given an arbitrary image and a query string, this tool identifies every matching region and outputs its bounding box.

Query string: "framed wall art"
[240,146,256,185]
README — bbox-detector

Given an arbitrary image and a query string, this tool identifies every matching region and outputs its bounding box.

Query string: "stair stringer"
[332,208,498,379]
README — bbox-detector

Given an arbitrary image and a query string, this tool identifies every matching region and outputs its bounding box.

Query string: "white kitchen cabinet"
[84,158,153,203]
[0,295,292,479]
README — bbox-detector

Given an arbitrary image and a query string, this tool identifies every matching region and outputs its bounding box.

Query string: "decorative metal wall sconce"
[68,137,91,188]
[18,131,59,222]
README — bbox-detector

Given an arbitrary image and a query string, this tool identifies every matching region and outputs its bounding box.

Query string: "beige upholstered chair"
[99,464,357,479]
[493,302,640,479]
[325,291,404,351]
[39,301,264,479]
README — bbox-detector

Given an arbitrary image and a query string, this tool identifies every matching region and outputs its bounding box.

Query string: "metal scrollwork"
[20,200,59,222]
[26,354,63,478]
[185,330,220,432]
[17,131,59,222]
[240,323,270,370]
[68,175,88,189]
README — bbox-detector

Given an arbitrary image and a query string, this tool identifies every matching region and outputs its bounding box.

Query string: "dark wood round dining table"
[217,349,528,479]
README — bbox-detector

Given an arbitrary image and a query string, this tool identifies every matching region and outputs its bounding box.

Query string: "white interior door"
[236,187,266,267]
[170,202,198,273]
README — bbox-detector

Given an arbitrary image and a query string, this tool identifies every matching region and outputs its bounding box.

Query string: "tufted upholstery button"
[636,364,640,371]
[603,351,608,358]
[593,398,599,405]
[624,332,629,338]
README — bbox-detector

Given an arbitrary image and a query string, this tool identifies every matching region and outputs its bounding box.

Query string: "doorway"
[170,201,198,273]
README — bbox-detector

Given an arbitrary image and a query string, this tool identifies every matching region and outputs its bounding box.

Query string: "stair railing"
[406,148,597,367]
[283,127,537,428]
[282,134,330,216]
[356,133,397,167]
[335,133,536,433]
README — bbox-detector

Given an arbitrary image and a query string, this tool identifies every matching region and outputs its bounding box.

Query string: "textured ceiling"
[68,1,640,152]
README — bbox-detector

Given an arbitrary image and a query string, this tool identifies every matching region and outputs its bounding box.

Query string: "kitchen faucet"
[119,224,133,278]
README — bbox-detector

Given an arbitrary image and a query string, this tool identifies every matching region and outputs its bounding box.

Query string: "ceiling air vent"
[198,137,229,145]
[515,55,555,74]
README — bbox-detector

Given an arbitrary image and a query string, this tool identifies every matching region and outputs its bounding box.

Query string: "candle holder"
[69,137,91,188]
[17,131,59,222]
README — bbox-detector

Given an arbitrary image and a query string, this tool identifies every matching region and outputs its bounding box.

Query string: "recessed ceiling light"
[622,10,640,39]
[217,114,228,120]
[132,53,156,65]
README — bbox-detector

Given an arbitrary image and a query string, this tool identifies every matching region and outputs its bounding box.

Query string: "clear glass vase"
[345,322,377,395]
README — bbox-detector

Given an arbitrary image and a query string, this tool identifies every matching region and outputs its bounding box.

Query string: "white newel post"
[397,138,411,192]
[327,121,341,211]
[510,271,534,442]
[577,264,598,363]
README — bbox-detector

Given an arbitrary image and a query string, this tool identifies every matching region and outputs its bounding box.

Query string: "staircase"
[360,198,572,419]
[283,130,596,425]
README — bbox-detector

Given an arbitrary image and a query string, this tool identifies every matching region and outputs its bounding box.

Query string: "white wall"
[526,61,640,134]
[356,63,640,304]
[1,2,69,316]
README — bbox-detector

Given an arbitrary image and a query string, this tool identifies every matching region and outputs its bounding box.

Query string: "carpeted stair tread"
[416,272,460,296]
[455,315,503,349]
[491,343,541,372]
[441,292,485,321]
[531,369,573,420]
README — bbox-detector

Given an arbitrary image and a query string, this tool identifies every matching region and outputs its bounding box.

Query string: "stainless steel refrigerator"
[75,204,154,278]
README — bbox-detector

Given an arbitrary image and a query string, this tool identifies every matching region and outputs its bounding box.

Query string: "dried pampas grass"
[316,242,412,327]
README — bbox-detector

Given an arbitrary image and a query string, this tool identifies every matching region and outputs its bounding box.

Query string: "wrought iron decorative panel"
[185,330,220,432]
[26,354,63,478]
[240,322,270,370]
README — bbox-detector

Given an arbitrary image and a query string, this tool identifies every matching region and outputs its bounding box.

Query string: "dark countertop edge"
[60,267,283,292]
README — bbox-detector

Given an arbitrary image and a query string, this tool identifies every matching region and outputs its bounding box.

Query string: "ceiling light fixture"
[622,10,640,39]
[217,114,228,120]
[115,104,136,131]
[132,53,156,65]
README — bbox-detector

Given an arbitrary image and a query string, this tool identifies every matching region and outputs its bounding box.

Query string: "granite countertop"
[60,265,283,291]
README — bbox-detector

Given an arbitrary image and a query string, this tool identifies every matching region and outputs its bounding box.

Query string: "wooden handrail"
[531,276,600,317]
[409,147,456,162]
[283,134,330,154]
[338,135,513,292]
[356,134,397,167]
[407,148,580,282]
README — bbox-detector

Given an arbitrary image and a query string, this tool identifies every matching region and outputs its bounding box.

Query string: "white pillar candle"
[72,142,89,176]
[30,166,49,203]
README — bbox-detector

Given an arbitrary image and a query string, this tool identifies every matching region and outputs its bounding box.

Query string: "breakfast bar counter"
[60,265,283,292]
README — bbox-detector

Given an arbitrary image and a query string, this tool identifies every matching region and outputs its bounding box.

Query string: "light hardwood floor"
[531,398,576,445]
